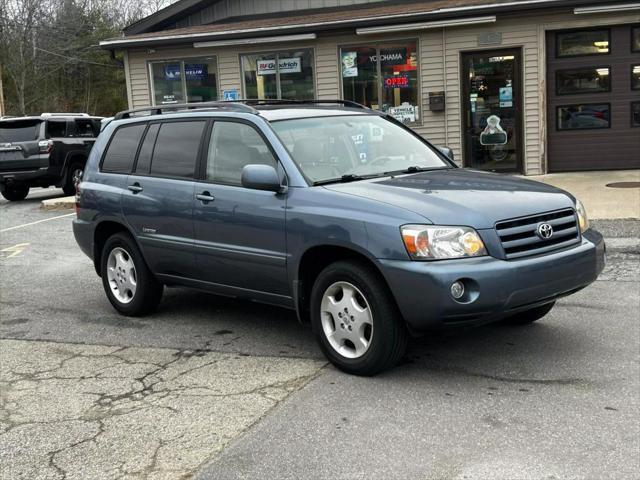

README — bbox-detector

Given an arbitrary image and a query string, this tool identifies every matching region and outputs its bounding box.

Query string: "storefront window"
[241,49,314,100]
[557,104,610,130]
[633,27,640,52]
[341,41,419,124]
[632,65,640,90]
[556,67,610,94]
[632,102,640,127]
[150,57,218,105]
[556,29,610,57]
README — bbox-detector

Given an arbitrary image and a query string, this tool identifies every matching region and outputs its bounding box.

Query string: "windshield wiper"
[384,166,451,175]
[313,173,377,186]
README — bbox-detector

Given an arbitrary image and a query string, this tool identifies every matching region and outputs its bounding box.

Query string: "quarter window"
[557,104,610,130]
[556,67,610,94]
[341,40,419,124]
[241,49,315,100]
[149,57,218,105]
[102,124,146,173]
[46,120,67,138]
[206,122,277,185]
[556,30,610,57]
[150,121,205,179]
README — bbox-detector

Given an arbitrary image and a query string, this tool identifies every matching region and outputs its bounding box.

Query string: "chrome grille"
[496,208,580,259]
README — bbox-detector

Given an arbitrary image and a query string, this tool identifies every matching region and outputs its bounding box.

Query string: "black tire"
[310,260,408,376]
[62,162,84,196]
[502,301,555,326]
[101,232,163,316]
[1,185,29,201]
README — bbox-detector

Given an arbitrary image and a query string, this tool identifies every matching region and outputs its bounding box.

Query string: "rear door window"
[101,124,146,173]
[149,121,206,179]
[0,120,42,143]
[135,123,160,175]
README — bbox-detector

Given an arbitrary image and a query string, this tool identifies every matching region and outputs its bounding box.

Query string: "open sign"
[384,75,410,89]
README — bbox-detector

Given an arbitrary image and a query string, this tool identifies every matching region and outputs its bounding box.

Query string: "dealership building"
[100,0,640,175]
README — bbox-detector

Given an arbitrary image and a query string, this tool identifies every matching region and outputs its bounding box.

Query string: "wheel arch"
[93,220,137,276]
[294,244,392,325]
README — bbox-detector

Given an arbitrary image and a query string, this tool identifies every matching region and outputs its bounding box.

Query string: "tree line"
[0,0,173,117]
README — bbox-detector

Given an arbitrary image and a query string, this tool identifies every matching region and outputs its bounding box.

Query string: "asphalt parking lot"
[1,188,639,480]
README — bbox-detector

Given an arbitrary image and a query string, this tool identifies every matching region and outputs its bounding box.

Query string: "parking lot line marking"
[0,213,75,233]
[1,243,30,258]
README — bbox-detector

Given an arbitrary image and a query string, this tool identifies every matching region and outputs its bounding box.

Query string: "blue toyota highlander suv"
[73,100,605,375]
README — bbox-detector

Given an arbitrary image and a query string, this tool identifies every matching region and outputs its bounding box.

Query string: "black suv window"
[206,121,277,185]
[0,119,42,142]
[150,121,205,179]
[73,119,100,137]
[46,120,67,138]
[102,124,146,173]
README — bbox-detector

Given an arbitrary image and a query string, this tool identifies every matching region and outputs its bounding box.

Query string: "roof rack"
[41,112,90,117]
[114,101,258,120]
[236,99,369,109]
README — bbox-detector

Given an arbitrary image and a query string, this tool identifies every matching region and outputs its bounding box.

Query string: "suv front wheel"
[101,233,163,316]
[310,260,408,376]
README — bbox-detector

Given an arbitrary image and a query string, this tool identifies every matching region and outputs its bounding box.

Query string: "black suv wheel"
[1,185,29,201]
[101,232,164,316]
[310,260,408,376]
[62,162,84,196]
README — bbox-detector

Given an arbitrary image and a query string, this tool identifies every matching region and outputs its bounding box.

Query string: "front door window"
[463,50,522,172]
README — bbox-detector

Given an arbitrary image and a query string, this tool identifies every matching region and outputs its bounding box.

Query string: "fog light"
[451,281,465,300]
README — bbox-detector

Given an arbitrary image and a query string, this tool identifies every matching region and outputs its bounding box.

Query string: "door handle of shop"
[127,183,143,193]
[196,192,215,203]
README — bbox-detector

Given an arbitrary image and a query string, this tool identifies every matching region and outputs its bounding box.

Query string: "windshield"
[0,120,42,143]
[271,115,449,184]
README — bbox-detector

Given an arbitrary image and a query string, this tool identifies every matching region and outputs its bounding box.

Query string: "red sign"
[384,75,410,89]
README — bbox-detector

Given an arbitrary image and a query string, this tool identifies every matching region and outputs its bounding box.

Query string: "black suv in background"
[0,113,103,201]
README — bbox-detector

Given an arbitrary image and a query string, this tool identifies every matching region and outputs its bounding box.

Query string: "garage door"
[546,25,640,172]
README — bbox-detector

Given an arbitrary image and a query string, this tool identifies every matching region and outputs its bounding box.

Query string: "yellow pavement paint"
[1,243,30,258]
[0,213,75,233]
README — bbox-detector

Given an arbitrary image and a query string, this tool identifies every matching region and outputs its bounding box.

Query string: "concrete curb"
[41,196,75,210]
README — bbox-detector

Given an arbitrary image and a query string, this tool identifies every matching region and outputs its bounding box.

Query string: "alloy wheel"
[320,281,374,359]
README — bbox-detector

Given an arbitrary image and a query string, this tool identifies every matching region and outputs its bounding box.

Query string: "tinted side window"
[135,124,160,174]
[46,120,67,138]
[101,124,146,173]
[73,119,99,137]
[206,122,277,185]
[150,121,205,179]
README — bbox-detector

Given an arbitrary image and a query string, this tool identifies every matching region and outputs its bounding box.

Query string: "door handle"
[127,183,143,193]
[196,191,215,203]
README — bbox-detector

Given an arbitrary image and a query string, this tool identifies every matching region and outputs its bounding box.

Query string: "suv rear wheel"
[101,232,163,316]
[1,185,29,201]
[310,260,408,376]
[62,162,84,196]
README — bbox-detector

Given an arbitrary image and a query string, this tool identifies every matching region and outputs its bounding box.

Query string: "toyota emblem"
[537,223,554,240]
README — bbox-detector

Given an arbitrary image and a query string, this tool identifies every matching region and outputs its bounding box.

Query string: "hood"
[322,169,576,229]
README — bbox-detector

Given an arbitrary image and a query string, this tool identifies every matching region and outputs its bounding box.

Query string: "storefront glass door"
[462,49,522,172]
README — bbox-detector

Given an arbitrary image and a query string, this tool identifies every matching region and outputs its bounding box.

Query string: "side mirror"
[241,164,283,193]
[437,146,454,161]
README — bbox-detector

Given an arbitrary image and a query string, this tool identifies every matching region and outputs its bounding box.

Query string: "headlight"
[401,225,487,260]
[575,199,589,233]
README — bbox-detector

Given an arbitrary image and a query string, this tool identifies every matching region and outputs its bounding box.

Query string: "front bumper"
[379,229,605,331]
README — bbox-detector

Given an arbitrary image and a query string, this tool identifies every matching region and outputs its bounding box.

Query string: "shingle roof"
[99,0,594,48]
